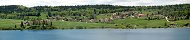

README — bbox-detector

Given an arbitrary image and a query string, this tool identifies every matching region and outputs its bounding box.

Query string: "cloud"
[0,0,189,7]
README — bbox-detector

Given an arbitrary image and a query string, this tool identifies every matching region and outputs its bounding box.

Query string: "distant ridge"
[0,4,190,7]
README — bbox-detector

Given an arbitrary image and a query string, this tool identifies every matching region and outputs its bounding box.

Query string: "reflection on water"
[0,28,190,40]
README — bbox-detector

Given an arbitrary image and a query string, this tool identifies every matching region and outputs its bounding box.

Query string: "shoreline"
[0,27,189,30]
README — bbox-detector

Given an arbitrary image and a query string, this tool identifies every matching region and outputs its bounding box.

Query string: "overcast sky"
[0,0,189,7]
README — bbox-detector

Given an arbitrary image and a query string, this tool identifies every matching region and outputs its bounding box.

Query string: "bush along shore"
[0,4,190,30]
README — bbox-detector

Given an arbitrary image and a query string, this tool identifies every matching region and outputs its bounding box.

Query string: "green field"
[174,20,190,26]
[111,18,190,28]
[0,18,189,30]
[0,19,116,29]
[52,21,115,29]
[0,19,23,29]
[112,18,168,28]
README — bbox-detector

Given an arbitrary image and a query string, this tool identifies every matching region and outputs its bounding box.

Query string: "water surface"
[0,28,190,40]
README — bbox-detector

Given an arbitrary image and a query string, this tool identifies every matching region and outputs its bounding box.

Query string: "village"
[19,11,189,29]
[45,11,147,22]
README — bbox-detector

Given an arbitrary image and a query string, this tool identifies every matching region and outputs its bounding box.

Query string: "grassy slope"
[112,18,168,28]
[175,20,190,26]
[112,18,190,28]
[52,21,115,29]
[0,19,22,28]
[0,18,189,29]
[0,19,115,29]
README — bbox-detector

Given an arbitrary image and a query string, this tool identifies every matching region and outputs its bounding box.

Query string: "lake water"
[0,28,190,40]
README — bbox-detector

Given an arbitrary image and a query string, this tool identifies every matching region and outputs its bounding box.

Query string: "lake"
[0,28,190,40]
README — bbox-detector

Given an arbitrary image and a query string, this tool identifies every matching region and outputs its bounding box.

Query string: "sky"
[0,0,190,7]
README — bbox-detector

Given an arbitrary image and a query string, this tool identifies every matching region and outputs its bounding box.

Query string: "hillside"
[0,4,190,30]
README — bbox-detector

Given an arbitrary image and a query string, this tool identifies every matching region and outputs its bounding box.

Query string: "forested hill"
[0,5,127,13]
[0,4,189,13]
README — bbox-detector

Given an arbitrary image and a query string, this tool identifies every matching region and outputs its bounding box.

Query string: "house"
[137,14,146,17]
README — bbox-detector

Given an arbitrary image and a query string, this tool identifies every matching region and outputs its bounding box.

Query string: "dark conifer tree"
[20,21,24,28]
